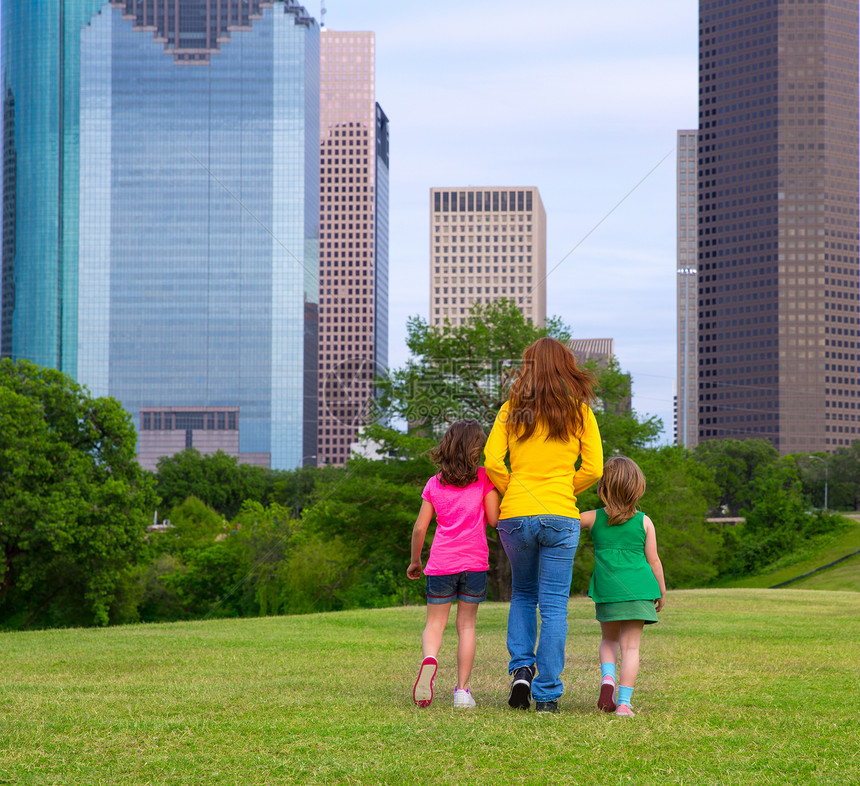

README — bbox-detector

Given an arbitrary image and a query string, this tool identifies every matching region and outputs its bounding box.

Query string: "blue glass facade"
[2,1,319,469]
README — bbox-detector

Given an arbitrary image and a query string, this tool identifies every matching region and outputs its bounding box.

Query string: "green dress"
[588,509,661,624]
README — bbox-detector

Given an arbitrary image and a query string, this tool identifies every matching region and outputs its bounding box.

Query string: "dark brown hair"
[430,419,487,487]
[507,337,596,441]
[598,456,647,525]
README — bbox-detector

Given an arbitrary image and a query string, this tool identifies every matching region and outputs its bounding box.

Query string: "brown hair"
[430,419,488,487]
[507,337,596,441]
[598,456,646,525]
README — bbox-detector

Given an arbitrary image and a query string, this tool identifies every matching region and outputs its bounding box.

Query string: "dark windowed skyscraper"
[1,1,320,470]
[697,0,859,453]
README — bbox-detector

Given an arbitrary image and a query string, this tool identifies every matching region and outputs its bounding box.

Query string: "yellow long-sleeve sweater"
[484,400,603,519]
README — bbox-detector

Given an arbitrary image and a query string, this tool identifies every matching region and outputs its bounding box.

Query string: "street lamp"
[806,455,829,511]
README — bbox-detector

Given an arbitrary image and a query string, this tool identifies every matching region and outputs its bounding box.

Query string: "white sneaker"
[453,688,476,708]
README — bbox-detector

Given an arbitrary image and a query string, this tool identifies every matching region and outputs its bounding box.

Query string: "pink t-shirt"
[421,467,495,575]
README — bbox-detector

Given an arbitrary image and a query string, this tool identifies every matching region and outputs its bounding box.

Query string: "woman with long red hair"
[485,336,603,712]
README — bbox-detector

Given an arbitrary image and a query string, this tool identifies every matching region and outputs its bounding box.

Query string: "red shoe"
[597,676,616,713]
[413,656,438,707]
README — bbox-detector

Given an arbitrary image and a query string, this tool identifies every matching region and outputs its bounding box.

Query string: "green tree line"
[2,303,857,629]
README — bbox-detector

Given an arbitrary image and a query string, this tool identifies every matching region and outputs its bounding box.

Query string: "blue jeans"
[497,515,580,702]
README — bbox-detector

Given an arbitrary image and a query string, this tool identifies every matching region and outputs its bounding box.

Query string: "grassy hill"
[788,552,860,591]
[1,590,858,784]
[715,518,860,590]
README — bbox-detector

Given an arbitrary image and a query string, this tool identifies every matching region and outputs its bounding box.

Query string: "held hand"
[655,595,665,613]
[407,561,422,580]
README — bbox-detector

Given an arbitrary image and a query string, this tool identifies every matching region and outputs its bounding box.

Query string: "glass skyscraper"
[1,1,320,470]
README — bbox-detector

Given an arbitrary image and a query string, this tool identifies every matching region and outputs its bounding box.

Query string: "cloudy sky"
[324,0,700,440]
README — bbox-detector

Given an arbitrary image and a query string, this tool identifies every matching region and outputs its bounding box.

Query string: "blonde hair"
[597,456,646,525]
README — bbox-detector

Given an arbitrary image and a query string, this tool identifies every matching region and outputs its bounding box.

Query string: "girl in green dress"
[580,456,666,717]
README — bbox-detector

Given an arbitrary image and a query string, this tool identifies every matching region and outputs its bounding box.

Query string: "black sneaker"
[535,700,559,713]
[508,665,536,710]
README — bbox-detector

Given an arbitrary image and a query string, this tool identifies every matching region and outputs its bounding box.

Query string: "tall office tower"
[430,187,546,327]
[1,1,320,471]
[676,130,699,449]
[697,0,859,454]
[318,29,389,467]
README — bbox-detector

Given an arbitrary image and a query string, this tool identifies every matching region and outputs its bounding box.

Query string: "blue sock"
[600,663,616,682]
[617,685,634,706]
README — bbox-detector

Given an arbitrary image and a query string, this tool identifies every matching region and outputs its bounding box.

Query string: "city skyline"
[319,0,701,442]
[0,1,703,443]
[4,2,857,449]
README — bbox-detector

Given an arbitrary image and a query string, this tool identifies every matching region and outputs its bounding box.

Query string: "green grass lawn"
[1,590,858,785]
[788,552,860,591]
[715,519,860,590]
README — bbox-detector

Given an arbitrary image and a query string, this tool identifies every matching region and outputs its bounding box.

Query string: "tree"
[692,439,779,516]
[160,496,227,556]
[633,447,721,587]
[572,447,721,592]
[792,443,860,511]
[376,299,660,456]
[0,359,156,628]
[229,501,295,616]
[827,442,860,510]
[154,448,272,518]
[270,465,324,519]
[300,431,437,607]
[280,530,358,614]
[374,299,571,433]
[585,357,662,455]
[728,461,811,575]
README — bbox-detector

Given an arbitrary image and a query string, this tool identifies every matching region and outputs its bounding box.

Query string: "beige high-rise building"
[430,187,546,327]
[318,30,389,466]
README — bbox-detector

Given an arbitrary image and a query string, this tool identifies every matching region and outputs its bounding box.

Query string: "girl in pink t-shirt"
[407,419,500,709]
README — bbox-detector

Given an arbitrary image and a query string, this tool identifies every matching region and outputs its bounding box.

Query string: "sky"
[323,0,700,441]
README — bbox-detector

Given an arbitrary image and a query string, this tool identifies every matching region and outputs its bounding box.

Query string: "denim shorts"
[426,571,488,604]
